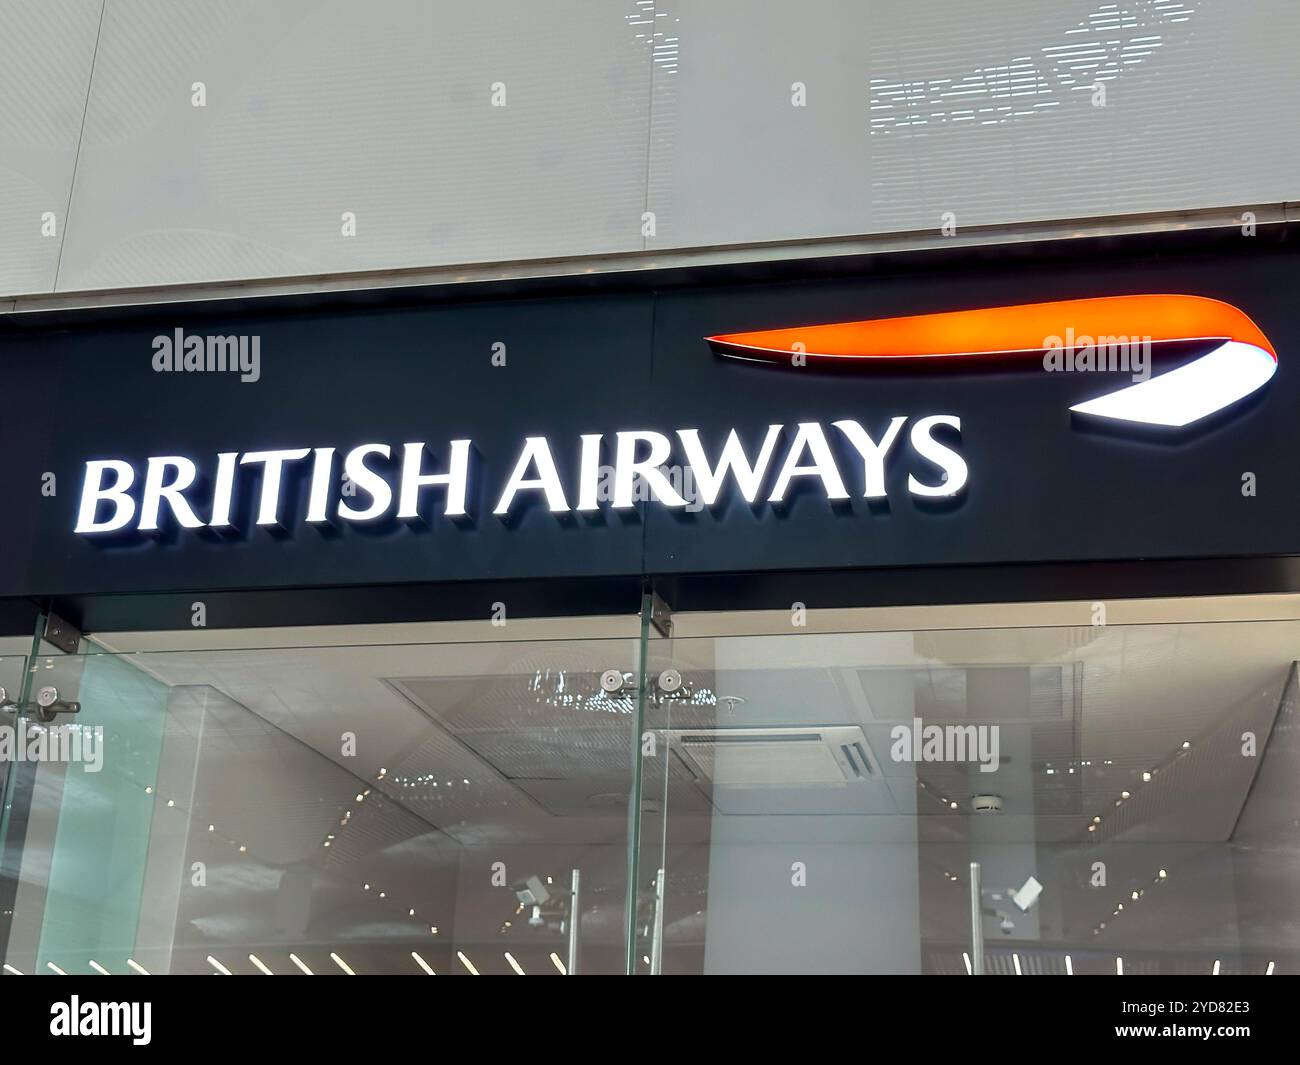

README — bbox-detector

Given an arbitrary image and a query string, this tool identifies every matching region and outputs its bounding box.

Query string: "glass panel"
[32,652,168,976]
[635,616,1300,975]
[0,647,36,971]
[1,632,641,976]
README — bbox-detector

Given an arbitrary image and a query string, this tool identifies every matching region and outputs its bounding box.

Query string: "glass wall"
[0,627,643,976]
[2,599,1299,975]
[632,606,1300,975]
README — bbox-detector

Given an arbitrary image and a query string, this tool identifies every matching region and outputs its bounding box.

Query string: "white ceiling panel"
[648,0,1300,248]
[0,0,102,296]
[55,0,653,290]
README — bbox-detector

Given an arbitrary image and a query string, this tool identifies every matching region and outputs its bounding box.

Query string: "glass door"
[0,625,644,975]
[631,606,1300,974]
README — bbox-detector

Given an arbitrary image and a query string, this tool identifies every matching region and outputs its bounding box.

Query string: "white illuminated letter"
[908,415,968,497]
[240,448,311,525]
[612,431,687,508]
[305,447,336,523]
[768,423,849,502]
[676,426,781,505]
[398,440,471,519]
[76,460,137,534]
[832,417,907,498]
[494,437,570,514]
[576,434,602,512]
[138,456,205,531]
[338,444,393,521]
[209,451,239,528]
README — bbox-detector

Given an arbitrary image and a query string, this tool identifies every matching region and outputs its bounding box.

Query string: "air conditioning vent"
[668,726,879,788]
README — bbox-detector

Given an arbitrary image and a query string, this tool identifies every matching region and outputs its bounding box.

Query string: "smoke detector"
[971,794,1004,814]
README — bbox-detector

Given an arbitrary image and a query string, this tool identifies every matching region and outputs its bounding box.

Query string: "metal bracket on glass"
[0,685,81,723]
[43,612,82,655]
[649,590,673,639]
[654,668,687,699]
[599,669,635,695]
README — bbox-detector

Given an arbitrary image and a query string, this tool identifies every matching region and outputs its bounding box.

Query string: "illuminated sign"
[74,417,967,535]
[707,295,1276,428]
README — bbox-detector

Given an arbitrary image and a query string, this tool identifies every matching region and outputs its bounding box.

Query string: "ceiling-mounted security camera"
[513,874,552,908]
[1011,875,1043,913]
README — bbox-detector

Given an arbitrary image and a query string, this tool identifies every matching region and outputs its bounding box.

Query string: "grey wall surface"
[2,0,1298,297]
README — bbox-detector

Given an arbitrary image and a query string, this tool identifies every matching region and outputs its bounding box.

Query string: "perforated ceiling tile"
[0,0,102,296]
[56,0,652,291]
[649,0,1300,248]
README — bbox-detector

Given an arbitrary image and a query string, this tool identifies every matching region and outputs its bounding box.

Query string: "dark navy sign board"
[2,244,1299,600]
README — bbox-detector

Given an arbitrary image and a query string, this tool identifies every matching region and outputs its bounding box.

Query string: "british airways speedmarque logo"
[707,295,1276,428]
